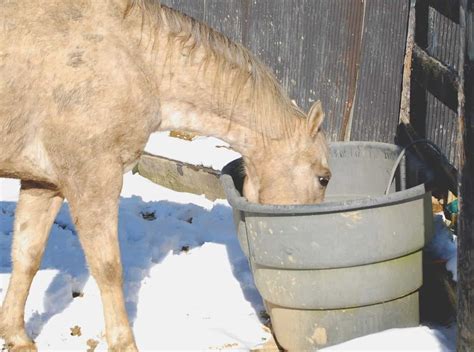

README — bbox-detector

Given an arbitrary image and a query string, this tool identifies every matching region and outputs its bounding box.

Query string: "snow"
[425,214,457,282]
[0,174,269,351]
[0,133,457,351]
[323,326,455,351]
[144,132,241,170]
[0,177,19,202]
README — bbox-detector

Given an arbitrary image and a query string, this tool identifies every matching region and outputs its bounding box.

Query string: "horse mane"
[124,0,305,140]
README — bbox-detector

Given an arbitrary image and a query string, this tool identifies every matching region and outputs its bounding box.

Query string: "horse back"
[0,0,158,183]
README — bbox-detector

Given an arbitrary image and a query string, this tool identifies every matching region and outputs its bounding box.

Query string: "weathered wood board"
[135,153,226,200]
[349,0,409,143]
[458,0,474,349]
[412,0,461,165]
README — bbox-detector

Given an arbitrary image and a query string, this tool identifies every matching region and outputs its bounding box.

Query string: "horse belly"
[0,131,57,184]
[0,58,57,183]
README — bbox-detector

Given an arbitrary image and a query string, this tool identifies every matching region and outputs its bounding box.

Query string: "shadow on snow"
[0,196,264,339]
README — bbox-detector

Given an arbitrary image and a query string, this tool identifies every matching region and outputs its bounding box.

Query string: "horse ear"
[307,100,325,137]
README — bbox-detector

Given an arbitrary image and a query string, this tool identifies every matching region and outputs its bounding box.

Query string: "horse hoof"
[0,330,37,352]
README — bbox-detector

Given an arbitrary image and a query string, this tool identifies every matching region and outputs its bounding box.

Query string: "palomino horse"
[0,0,330,350]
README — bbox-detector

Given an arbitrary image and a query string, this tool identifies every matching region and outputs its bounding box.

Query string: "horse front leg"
[0,181,63,351]
[66,163,137,352]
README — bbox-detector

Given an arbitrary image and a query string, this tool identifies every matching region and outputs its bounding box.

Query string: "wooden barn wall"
[350,0,409,142]
[413,0,462,166]
[241,0,367,142]
[425,6,461,166]
[160,1,410,144]
[428,7,461,70]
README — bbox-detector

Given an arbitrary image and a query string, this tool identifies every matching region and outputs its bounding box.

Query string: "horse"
[0,1,330,350]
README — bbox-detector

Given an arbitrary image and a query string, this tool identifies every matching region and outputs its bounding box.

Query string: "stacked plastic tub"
[220,142,433,350]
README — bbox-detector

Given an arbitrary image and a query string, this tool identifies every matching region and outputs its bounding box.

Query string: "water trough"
[220,141,433,350]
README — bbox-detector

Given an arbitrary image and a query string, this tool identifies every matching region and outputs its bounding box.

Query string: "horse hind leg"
[0,181,63,351]
[66,161,137,352]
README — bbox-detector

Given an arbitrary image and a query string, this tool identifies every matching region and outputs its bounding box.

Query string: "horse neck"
[141,8,301,157]
[158,99,256,155]
[154,54,260,156]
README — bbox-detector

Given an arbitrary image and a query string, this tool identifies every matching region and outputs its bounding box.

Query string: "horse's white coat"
[0,1,330,350]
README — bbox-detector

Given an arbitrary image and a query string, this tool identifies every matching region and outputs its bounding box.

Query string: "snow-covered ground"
[0,132,457,351]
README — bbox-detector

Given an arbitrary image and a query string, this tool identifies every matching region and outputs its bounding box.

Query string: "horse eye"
[318,176,330,187]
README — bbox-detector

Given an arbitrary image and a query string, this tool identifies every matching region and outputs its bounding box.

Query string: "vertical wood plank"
[411,0,429,140]
[415,0,430,49]
[244,0,310,105]
[426,91,459,166]
[399,0,416,126]
[458,0,474,350]
[429,6,461,70]
[245,0,363,141]
[350,0,409,142]
[298,1,364,141]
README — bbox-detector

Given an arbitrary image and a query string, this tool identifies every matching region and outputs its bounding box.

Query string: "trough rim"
[220,141,429,215]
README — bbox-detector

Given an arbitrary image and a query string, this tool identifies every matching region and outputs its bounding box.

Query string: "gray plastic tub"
[220,142,433,350]
[267,292,420,350]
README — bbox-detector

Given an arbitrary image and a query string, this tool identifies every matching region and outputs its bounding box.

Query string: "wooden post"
[457,0,474,350]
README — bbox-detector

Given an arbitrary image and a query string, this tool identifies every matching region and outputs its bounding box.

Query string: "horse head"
[243,101,331,205]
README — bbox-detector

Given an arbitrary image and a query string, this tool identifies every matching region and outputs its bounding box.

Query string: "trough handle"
[385,139,444,195]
